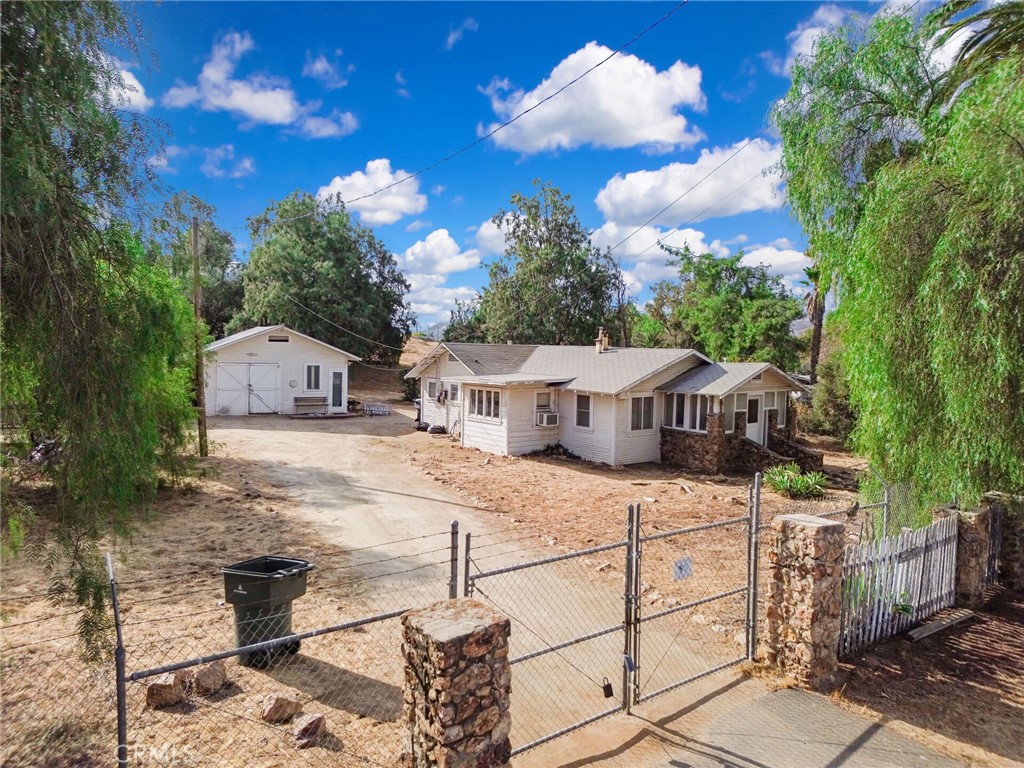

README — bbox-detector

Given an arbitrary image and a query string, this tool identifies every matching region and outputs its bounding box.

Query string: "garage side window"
[427,380,437,399]
[305,364,321,391]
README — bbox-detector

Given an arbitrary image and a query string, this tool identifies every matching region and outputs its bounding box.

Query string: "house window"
[267,334,289,343]
[778,391,788,427]
[724,394,736,433]
[576,394,591,428]
[735,393,748,417]
[752,373,763,382]
[447,382,460,401]
[536,391,551,411]
[469,388,501,420]
[427,380,437,399]
[765,391,776,409]
[666,394,710,433]
[630,396,654,431]
[305,364,321,391]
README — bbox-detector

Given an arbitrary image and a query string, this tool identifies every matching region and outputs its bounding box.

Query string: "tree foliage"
[469,181,626,345]
[232,192,412,363]
[1,0,199,633]
[148,191,244,339]
[774,4,1024,504]
[654,247,804,370]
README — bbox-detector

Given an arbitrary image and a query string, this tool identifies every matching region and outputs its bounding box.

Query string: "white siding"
[417,353,472,428]
[735,369,795,394]
[557,393,615,464]
[613,393,662,465]
[507,387,558,455]
[205,330,352,416]
[462,388,509,456]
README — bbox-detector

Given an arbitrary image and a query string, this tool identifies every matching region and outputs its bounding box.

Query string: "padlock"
[602,677,613,698]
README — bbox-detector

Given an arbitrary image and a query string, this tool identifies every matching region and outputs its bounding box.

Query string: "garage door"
[216,363,280,415]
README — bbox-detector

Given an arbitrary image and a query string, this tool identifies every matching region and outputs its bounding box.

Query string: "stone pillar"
[982,492,1024,590]
[936,506,993,608]
[401,599,512,768]
[761,514,844,691]
[706,412,727,472]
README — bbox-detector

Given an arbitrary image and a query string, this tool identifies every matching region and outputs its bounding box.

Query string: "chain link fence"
[2,528,462,768]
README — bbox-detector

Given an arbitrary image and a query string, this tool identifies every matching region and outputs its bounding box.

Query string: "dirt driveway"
[208,410,499,578]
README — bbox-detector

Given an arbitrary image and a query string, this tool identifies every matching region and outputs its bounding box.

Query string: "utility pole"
[192,215,209,457]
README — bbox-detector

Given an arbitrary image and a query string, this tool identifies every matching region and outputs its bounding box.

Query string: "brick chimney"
[595,326,605,354]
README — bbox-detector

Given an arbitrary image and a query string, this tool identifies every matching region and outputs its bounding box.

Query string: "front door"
[746,396,763,445]
[329,369,346,413]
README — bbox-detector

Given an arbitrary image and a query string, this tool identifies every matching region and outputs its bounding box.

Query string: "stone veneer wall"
[660,412,727,474]
[761,514,844,690]
[401,599,512,768]
[934,506,993,608]
[982,492,1024,590]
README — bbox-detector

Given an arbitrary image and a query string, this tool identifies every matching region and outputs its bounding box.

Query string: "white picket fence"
[838,514,958,656]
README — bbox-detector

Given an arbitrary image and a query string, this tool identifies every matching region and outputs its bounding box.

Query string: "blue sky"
[112,1,881,329]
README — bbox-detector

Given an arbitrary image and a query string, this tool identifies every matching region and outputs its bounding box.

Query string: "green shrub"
[764,463,828,498]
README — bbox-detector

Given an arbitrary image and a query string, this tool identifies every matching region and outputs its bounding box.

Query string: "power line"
[254,1,691,229]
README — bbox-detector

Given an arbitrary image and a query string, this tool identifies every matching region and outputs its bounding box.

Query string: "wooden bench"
[294,396,328,415]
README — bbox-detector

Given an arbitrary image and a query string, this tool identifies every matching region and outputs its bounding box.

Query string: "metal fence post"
[622,504,635,714]
[746,474,762,660]
[631,502,642,708]
[449,520,459,599]
[463,532,472,597]
[106,552,128,768]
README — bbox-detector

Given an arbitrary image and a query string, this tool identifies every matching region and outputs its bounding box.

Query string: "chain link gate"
[465,488,760,755]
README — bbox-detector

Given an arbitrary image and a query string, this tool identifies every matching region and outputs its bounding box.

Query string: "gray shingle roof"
[444,343,538,375]
[410,342,708,395]
[659,362,803,396]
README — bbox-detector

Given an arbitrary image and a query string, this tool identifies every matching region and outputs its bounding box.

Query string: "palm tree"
[799,265,827,384]
[932,0,1024,103]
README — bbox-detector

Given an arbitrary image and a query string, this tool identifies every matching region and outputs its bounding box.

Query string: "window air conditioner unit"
[536,411,559,427]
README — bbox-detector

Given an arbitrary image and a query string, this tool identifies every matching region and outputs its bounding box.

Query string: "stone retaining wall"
[401,599,512,768]
[982,492,1024,591]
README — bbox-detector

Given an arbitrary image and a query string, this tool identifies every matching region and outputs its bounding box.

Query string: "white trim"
[208,324,361,360]
[328,367,347,413]
[628,395,655,432]
[304,362,323,392]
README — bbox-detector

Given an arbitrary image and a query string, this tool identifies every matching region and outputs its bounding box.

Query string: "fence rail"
[838,514,958,657]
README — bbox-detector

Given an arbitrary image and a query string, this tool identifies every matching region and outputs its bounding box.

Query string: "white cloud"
[299,109,358,139]
[406,278,479,325]
[406,219,432,233]
[163,31,302,124]
[479,42,705,154]
[741,246,812,291]
[147,144,189,174]
[431,184,446,196]
[591,224,729,294]
[200,144,256,179]
[111,68,154,112]
[303,50,349,89]
[473,218,507,257]
[769,4,849,76]
[445,18,479,50]
[400,229,480,274]
[317,159,427,226]
[595,138,784,227]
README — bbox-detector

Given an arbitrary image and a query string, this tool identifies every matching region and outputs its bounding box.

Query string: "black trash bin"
[222,555,314,668]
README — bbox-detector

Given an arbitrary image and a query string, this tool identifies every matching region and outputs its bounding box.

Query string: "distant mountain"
[791,317,812,335]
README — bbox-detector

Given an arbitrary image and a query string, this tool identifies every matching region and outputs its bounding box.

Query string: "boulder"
[188,660,227,695]
[293,712,326,748]
[146,670,187,708]
[261,693,303,724]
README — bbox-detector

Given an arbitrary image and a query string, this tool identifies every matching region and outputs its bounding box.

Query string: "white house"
[204,325,360,416]
[405,332,817,473]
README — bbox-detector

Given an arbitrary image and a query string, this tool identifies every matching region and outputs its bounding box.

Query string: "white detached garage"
[204,325,361,416]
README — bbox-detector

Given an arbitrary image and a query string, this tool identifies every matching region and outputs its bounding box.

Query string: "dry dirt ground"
[2,340,1019,767]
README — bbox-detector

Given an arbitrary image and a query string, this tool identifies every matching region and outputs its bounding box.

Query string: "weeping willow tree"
[774,5,1024,507]
[1,1,198,649]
